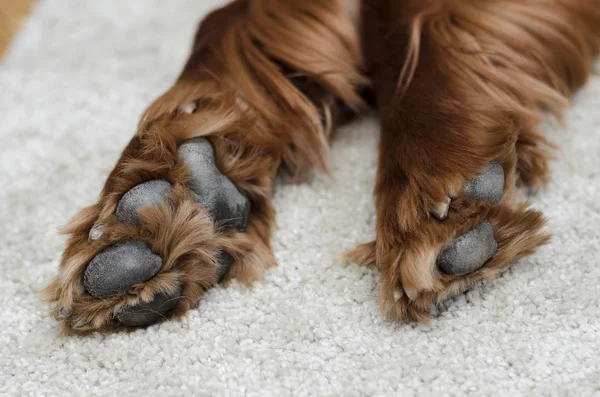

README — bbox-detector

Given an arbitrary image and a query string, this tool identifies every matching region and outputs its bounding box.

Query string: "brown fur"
[352,0,600,321]
[43,0,600,333]
[43,0,365,334]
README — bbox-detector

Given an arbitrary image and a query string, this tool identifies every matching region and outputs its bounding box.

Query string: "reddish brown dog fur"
[43,0,600,333]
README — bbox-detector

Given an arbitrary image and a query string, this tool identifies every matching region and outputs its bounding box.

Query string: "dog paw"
[45,138,254,332]
[350,160,548,322]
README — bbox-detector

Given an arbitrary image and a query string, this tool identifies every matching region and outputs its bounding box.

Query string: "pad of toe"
[116,286,182,327]
[177,138,250,231]
[115,179,172,224]
[465,162,504,204]
[84,241,163,298]
[437,221,498,276]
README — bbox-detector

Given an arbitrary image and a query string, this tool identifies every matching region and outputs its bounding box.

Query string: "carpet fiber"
[1,1,599,396]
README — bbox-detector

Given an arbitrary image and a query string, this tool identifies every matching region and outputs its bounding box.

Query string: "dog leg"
[348,0,599,321]
[43,0,365,334]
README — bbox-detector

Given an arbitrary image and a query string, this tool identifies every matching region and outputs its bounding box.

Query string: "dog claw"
[431,197,451,220]
[54,307,71,321]
[84,241,163,298]
[393,288,403,302]
[437,221,497,276]
[88,224,106,242]
[180,102,198,114]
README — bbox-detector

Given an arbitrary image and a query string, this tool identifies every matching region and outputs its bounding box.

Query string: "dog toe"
[84,241,163,298]
[115,179,172,224]
[465,162,504,204]
[437,221,497,276]
[116,286,183,327]
[178,138,250,231]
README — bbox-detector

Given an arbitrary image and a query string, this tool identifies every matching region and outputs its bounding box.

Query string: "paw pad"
[116,286,183,327]
[115,179,172,224]
[84,241,162,298]
[178,138,250,231]
[437,221,497,276]
[81,138,249,327]
[430,163,503,275]
[465,161,504,204]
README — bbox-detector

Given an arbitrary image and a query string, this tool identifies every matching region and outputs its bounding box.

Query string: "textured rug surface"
[1,1,599,396]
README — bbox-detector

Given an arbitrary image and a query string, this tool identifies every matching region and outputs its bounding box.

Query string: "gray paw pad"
[84,241,162,298]
[465,162,504,204]
[84,139,244,320]
[116,285,183,327]
[178,138,250,231]
[115,179,172,224]
[437,221,498,276]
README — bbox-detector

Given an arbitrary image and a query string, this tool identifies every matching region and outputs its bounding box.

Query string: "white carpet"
[1,1,599,396]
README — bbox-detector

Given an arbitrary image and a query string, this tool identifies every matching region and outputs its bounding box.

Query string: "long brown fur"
[351,0,600,321]
[43,0,366,334]
[43,0,600,333]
